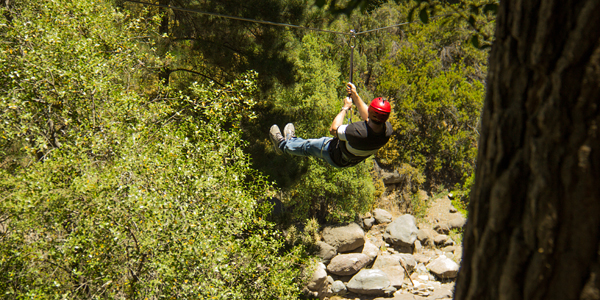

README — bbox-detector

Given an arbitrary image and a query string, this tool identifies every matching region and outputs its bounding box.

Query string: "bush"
[377,15,486,189]
[0,1,305,298]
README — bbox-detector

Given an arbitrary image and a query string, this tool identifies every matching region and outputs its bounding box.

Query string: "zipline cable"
[124,0,416,124]
[347,30,356,124]
[123,0,416,36]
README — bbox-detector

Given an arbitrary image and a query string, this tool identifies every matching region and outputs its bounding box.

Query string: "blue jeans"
[279,137,342,168]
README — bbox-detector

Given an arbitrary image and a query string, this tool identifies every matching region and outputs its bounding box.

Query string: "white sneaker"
[269,125,284,154]
[283,123,295,141]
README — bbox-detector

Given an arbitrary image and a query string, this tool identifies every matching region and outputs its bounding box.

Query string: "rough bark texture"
[455,1,600,300]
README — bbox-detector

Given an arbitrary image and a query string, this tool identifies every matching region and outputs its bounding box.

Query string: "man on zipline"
[269,83,393,168]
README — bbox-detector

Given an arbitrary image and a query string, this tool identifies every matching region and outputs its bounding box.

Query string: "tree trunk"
[455,1,600,300]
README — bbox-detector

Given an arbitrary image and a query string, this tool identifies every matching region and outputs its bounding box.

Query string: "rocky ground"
[305,193,466,300]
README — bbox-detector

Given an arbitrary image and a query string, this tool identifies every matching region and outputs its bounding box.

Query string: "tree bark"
[455,1,600,300]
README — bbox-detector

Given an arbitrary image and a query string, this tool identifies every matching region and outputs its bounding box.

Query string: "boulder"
[442,246,456,253]
[347,269,395,296]
[414,239,422,253]
[372,254,406,288]
[326,253,371,276]
[331,280,347,294]
[313,241,337,263]
[307,262,328,291]
[373,208,393,224]
[398,253,417,271]
[322,223,365,253]
[434,234,449,245]
[363,217,375,230]
[413,253,431,264]
[383,214,418,251]
[381,169,402,185]
[427,255,459,279]
[361,240,380,262]
[449,216,467,229]
[417,228,436,246]
[434,223,450,234]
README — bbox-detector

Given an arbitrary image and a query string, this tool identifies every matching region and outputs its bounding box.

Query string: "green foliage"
[410,193,429,220]
[230,27,377,223]
[140,0,309,90]
[315,0,497,49]
[263,31,376,223]
[247,2,489,221]
[408,0,497,48]
[0,1,304,299]
[450,170,473,216]
[377,13,486,188]
[284,158,376,222]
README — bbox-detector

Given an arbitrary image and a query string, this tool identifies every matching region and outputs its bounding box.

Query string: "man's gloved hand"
[346,82,357,97]
[343,95,353,110]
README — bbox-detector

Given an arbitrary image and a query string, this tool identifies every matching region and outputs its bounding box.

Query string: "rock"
[369,235,384,248]
[381,169,402,185]
[414,239,422,253]
[444,252,456,261]
[413,253,431,264]
[322,223,365,253]
[414,263,429,275]
[449,206,458,213]
[326,253,371,276]
[363,217,375,230]
[417,228,436,246]
[331,280,347,294]
[449,216,467,229]
[427,255,459,279]
[442,246,456,253]
[313,241,337,263]
[372,254,407,288]
[434,234,449,245]
[383,214,418,251]
[347,269,394,295]
[434,223,450,234]
[383,286,398,296]
[430,285,454,299]
[397,253,417,271]
[454,245,463,262]
[307,262,328,291]
[361,240,380,262]
[443,238,455,247]
[373,208,393,224]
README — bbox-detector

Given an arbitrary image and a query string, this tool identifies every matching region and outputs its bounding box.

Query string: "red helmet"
[368,97,391,123]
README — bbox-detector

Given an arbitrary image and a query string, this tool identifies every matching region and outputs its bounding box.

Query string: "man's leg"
[270,123,341,168]
[281,136,340,168]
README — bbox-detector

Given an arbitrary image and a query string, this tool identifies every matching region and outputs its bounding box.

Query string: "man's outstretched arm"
[329,96,353,137]
[347,82,369,121]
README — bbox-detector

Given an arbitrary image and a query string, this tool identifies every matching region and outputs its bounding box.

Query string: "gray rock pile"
[305,207,465,299]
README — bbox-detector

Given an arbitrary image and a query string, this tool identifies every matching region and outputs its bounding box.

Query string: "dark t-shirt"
[328,121,393,167]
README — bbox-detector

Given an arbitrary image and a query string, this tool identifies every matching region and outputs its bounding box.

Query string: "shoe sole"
[283,123,295,141]
[269,125,283,155]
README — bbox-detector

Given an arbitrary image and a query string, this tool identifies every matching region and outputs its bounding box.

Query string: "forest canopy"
[0,0,490,298]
